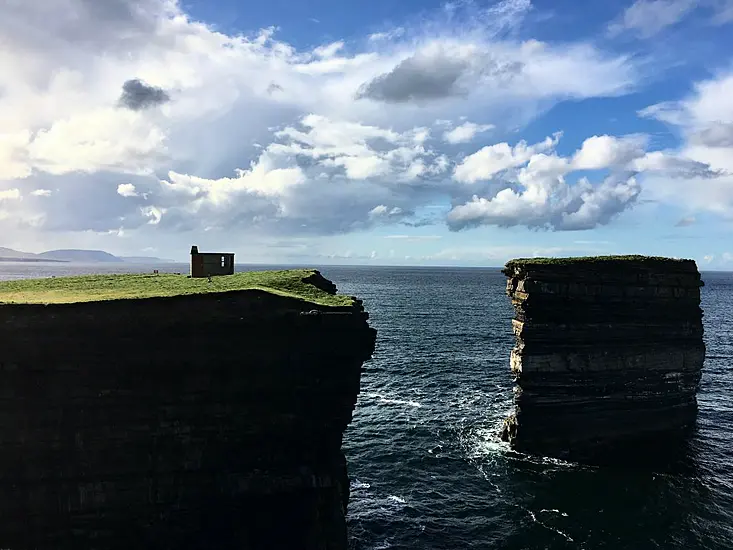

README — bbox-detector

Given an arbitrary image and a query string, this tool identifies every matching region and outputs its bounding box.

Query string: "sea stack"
[500,255,705,463]
[0,270,376,549]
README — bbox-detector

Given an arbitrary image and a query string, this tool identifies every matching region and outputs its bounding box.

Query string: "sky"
[2,0,733,267]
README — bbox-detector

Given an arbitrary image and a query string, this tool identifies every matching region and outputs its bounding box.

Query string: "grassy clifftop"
[0,270,353,307]
[503,255,695,274]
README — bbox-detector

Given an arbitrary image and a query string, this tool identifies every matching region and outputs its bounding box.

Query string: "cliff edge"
[500,256,705,464]
[0,270,376,549]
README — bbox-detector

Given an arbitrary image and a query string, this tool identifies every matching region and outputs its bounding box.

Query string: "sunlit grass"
[504,255,693,273]
[0,270,353,307]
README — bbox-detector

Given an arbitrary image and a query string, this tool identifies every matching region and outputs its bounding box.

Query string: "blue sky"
[1,0,733,267]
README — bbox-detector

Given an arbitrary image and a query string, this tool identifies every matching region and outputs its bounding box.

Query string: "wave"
[363,392,422,408]
[351,479,371,490]
[527,509,574,542]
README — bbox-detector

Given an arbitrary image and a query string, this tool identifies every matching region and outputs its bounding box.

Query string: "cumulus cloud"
[448,143,641,230]
[443,121,495,144]
[629,151,722,178]
[454,134,561,183]
[118,79,171,111]
[638,70,733,214]
[689,122,733,147]
[0,0,648,247]
[572,134,646,170]
[117,183,139,197]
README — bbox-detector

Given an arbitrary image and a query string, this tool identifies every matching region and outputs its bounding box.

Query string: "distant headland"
[0,247,175,264]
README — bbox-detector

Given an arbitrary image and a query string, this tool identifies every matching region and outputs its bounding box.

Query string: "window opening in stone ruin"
[221,256,225,268]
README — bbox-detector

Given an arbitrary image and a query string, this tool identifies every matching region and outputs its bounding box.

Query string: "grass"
[504,255,692,272]
[0,270,354,307]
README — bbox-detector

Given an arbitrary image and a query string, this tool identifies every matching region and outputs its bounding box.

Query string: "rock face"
[500,256,705,463]
[0,274,375,549]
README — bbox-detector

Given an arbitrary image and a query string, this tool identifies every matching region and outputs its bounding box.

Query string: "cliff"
[499,256,705,464]
[0,270,376,549]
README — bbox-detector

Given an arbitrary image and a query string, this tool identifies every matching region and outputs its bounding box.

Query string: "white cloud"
[313,41,345,58]
[443,121,495,144]
[117,183,139,197]
[454,133,560,183]
[0,131,32,180]
[629,151,721,178]
[572,134,646,170]
[638,70,733,215]
[609,0,733,36]
[0,188,22,201]
[0,0,646,248]
[369,205,403,218]
[27,109,168,176]
[330,155,391,179]
[368,28,406,42]
[609,0,696,38]
[449,142,641,231]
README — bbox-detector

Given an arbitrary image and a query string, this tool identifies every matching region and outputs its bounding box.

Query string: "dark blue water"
[1,262,731,550]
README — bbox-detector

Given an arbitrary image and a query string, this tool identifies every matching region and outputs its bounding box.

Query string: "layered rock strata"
[0,273,375,549]
[500,256,705,463]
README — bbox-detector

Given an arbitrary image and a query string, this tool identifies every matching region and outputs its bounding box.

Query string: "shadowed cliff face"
[0,274,376,549]
[500,257,705,466]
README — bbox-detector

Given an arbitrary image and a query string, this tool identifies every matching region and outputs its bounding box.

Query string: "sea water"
[1,263,731,550]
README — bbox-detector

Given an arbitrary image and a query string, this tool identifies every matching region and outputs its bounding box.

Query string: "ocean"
[1,262,732,550]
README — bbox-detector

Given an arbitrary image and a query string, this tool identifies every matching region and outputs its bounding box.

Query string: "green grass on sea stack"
[504,255,693,271]
[0,270,353,307]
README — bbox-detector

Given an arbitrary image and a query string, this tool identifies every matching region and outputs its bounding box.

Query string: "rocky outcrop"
[0,273,375,549]
[500,256,705,463]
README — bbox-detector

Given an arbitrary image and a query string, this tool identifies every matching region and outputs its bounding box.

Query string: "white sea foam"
[540,509,569,517]
[528,509,574,542]
[364,392,422,408]
[387,495,406,504]
[351,479,371,490]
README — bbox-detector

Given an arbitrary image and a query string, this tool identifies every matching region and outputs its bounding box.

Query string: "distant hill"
[0,247,68,263]
[38,249,124,263]
[0,247,177,264]
[0,247,35,259]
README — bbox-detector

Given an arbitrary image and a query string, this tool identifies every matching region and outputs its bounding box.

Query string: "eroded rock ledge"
[0,271,376,549]
[500,256,705,464]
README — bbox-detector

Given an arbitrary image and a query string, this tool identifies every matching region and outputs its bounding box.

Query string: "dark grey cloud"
[1,0,166,55]
[118,79,170,110]
[653,156,724,178]
[356,54,471,103]
[266,82,284,94]
[356,51,523,104]
[690,122,733,148]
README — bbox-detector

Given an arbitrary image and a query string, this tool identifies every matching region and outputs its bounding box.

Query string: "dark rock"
[500,256,705,465]
[0,282,376,548]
